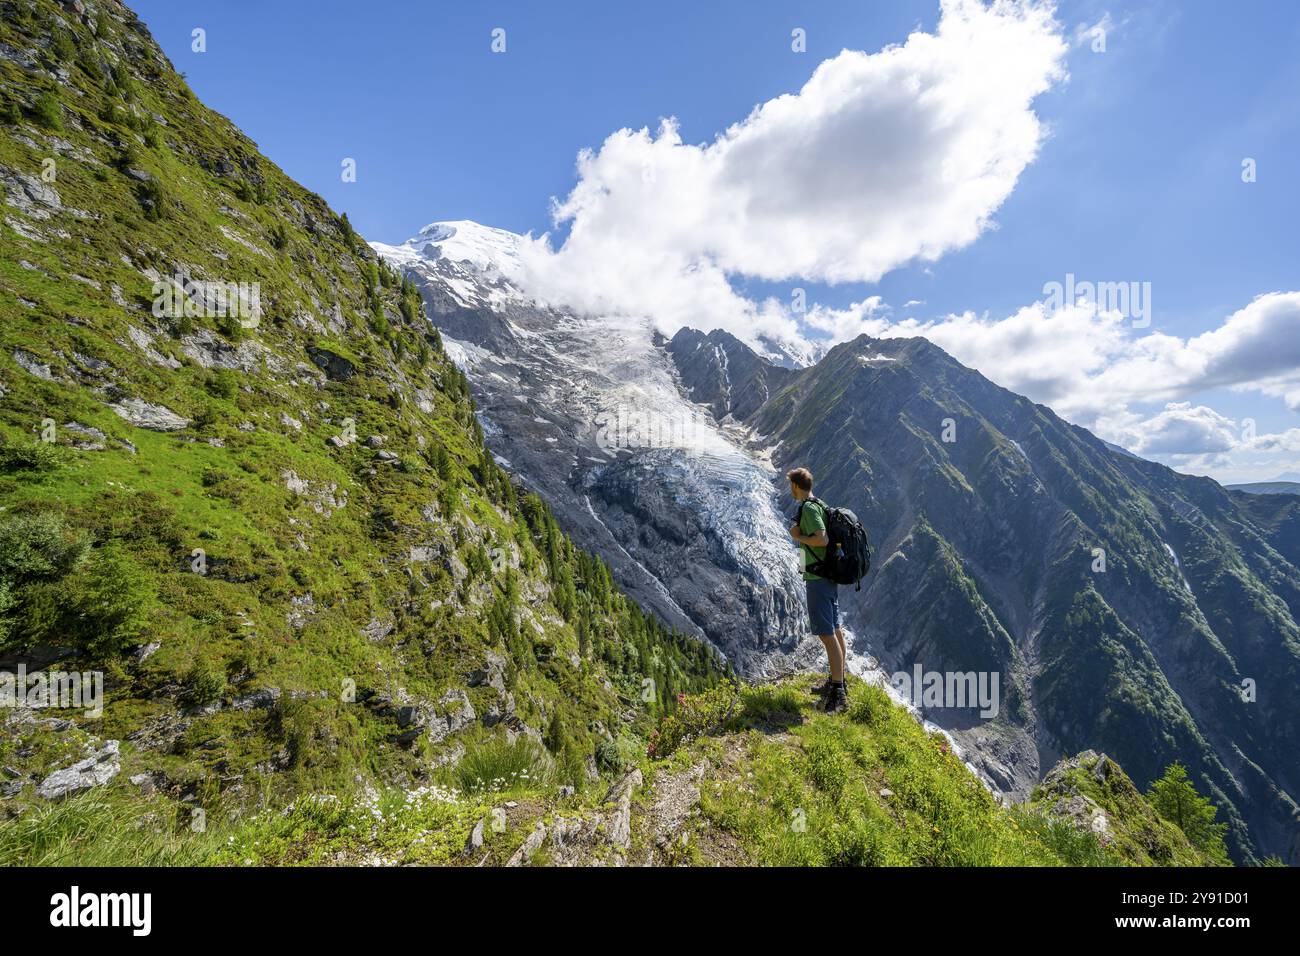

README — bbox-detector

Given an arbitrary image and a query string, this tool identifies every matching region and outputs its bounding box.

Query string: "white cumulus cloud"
[1119,403,1240,456]
[485,0,1299,477]
[517,0,1069,349]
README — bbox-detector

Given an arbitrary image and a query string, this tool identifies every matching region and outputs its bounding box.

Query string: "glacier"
[375,221,812,672]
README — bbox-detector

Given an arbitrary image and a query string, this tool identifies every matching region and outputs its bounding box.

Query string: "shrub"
[0,512,91,582]
[111,66,137,99]
[137,178,168,221]
[269,698,364,780]
[182,660,226,705]
[31,90,61,130]
[115,143,141,172]
[452,735,553,795]
[214,312,245,341]
[558,741,588,789]
[594,739,623,775]
[647,680,739,758]
[0,581,14,643]
[205,369,238,399]
[57,542,155,658]
[0,440,70,474]
[50,30,76,62]
[18,546,154,658]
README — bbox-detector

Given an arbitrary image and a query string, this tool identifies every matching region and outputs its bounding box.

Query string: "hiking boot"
[824,683,849,714]
[809,676,833,696]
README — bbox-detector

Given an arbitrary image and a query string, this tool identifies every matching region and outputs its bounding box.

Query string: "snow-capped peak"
[391,219,527,278]
[415,222,458,241]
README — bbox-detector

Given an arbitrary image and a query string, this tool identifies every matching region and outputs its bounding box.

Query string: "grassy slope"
[0,675,1224,866]
[0,0,722,827]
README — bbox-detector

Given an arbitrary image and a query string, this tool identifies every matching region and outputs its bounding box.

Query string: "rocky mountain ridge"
[381,220,1299,864]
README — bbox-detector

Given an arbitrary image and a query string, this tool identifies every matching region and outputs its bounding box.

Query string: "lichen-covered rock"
[110,397,189,431]
[37,740,121,800]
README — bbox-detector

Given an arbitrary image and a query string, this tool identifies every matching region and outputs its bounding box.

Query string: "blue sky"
[132,0,1300,481]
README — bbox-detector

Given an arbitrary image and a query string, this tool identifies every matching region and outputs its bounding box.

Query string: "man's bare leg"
[834,627,847,678]
[818,633,844,682]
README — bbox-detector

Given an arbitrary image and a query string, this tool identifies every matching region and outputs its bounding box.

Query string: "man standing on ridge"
[787,467,848,713]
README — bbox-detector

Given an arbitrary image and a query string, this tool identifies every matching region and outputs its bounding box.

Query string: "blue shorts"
[806,577,840,636]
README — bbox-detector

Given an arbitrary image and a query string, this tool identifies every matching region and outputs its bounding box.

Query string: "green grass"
[0,787,230,866]
[682,678,1221,866]
[0,782,489,867]
[210,787,487,866]
[448,734,555,796]
[0,674,1228,867]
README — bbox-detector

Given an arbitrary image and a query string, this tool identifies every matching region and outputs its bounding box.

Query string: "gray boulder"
[389,689,476,745]
[110,397,190,432]
[37,740,121,800]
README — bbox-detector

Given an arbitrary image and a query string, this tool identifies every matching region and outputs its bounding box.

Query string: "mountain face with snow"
[377,221,1300,864]
[667,328,797,422]
[373,223,811,674]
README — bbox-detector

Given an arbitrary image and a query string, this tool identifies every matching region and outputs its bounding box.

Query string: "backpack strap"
[798,496,827,572]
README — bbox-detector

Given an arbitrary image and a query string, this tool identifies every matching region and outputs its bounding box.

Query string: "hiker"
[787,467,849,714]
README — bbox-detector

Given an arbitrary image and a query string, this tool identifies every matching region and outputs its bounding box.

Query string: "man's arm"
[790,525,829,547]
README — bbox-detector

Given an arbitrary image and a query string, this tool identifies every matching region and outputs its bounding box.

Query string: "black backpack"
[800,496,872,591]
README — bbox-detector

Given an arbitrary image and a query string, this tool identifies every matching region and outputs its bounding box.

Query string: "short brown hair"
[786,467,813,492]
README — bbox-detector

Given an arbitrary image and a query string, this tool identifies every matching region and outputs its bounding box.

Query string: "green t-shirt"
[799,499,828,581]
